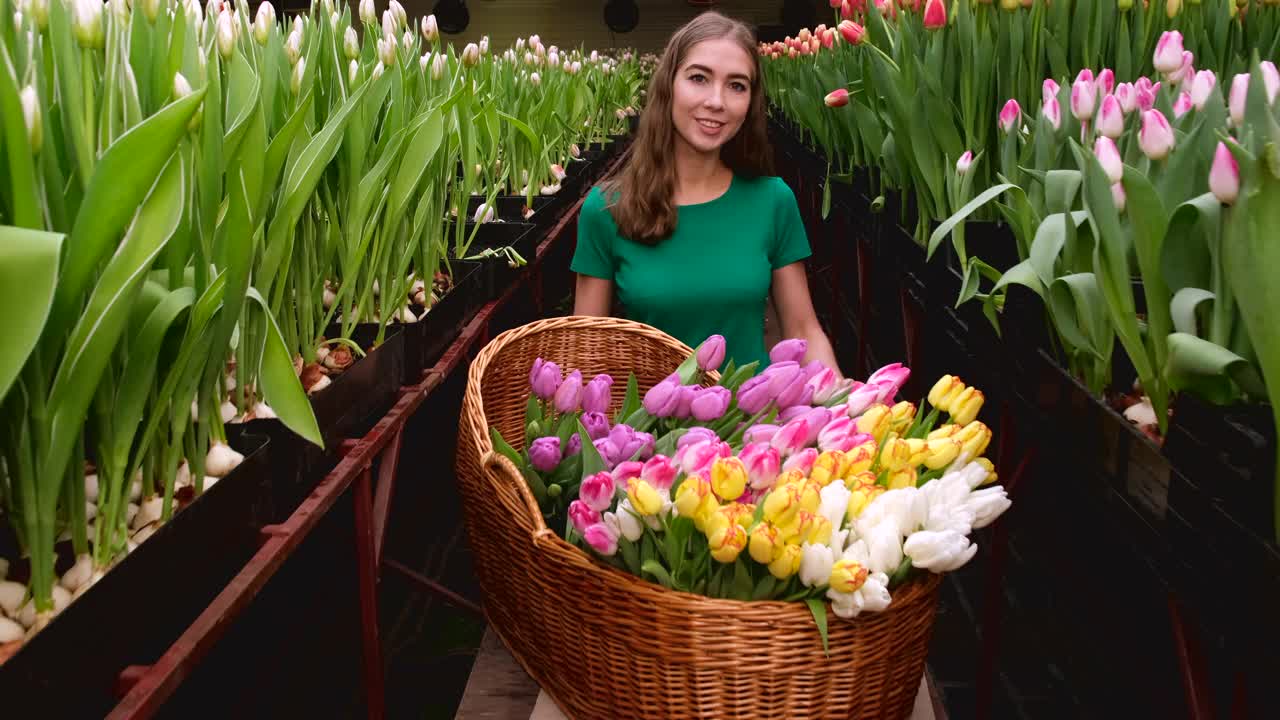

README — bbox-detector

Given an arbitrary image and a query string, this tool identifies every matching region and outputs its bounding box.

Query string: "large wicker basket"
[456,316,942,719]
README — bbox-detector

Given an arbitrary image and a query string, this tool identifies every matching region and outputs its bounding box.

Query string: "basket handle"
[481,450,551,538]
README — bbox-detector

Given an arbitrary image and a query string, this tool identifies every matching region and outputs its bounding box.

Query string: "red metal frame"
[105,168,611,720]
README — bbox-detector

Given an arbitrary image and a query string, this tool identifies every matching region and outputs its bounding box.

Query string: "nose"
[703,85,725,110]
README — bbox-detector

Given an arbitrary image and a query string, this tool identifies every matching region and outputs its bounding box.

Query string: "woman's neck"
[673,139,731,205]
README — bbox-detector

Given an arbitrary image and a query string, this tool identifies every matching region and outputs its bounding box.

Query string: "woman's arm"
[771,262,842,375]
[573,274,614,316]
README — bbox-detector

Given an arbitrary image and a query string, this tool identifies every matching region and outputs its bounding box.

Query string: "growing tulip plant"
[491,336,1011,647]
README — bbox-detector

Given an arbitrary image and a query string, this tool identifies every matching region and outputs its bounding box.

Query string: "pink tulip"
[838,20,866,45]
[825,88,850,108]
[1114,82,1137,113]
[1209,142,1239,205]
[775,372,814,410]
[569,500,602,534]
[806,367,843,404]
[797,407,833,446]
[820,28,835,50]
[678,427,718,450]
[743,424,781,445]
[1262,62,1280,104]
[845,381,883,418]
[1139,109,1175,160]
[1097,95,1125,138]
[923,0,946,29]
[817,415,856,449]
[1189,70,1216,110]
[1042,78,1060,103]
[1042,97,1062,130]
[1135,81,1160,112]
[641,455,678,492]
[1111,182,1126,214]
[580,471,616,512]
[1094,136,1124,184]
[1096,68,1115,96]
[829,0,843,7]
[735,374,775,415]
[1173,91,1193,118]
[611,460,645,484]
[998,99,1021,133]
[956,151,974,175]
[866,363,910,403]
[1153,31,1185,75]
[583,522,619,555]
[1229,73,1249,126]
[1168,51,1194,86]
[740,442,783,490]
[777,405,811,424]
[1071,73,1097,121]
[771,418,810,456]
[782,448,819,476]
[676,439,731,479]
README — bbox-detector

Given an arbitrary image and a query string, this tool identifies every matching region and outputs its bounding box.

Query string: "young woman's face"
[670,38,754,156]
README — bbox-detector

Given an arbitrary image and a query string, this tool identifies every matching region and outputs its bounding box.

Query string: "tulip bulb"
[206,441,244,478]
[0,581,25,616]
[0,617,21,643]
[133,497,163,530]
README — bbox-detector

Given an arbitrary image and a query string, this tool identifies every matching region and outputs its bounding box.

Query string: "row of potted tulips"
[0,0,648,666]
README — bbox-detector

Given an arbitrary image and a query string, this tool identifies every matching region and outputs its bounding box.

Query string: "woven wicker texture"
[457,316,941,719]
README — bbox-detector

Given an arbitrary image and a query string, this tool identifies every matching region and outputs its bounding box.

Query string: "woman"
[571,11,840,373]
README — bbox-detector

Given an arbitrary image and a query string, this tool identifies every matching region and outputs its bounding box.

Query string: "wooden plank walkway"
[457,626,948,720]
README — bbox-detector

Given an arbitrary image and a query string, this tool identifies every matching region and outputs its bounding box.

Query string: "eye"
[688,73,707,84]
[730,81,749,93]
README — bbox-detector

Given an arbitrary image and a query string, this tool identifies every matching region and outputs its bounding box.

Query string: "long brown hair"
[601,11,774,245]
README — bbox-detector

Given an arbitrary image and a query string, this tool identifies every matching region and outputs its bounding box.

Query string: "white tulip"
[72,0,103,49]
[381,9,394,39]
[462,43,480,67]
[359,0,375,26]
[799,543,835,588]
[860,518,904,575]
[377,35,396,66]
[344,26,360,59]
[962,486,1011,530]
[420,13,437,43]
[370,61,383,80]
[389,0,406,28]
[19,85,40,154]
[479,35,489,55]
[285,29,302,65]
[215,9,235,59]
[292,56,305,94]
[903,529,978,572]
[615,500,644,542]
[431,52,447,80]
[472,202,494,224]
[818,481,852,534]
[253,2,273,45]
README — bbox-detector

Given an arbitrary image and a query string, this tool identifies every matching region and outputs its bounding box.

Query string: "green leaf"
[1170,287,1215,336]
[619,537,640,574]
[577,420,607,480]
[0,36,40,228]
[0,227,62,400]
[732,557,753,600]
[1166,332,1253,405]
[928,184,1018,259]
[992,258,1045,298]
[617,373,640,425]
[244,288,323,447]
[804,597,831,656]
[490,426,525,471]
[751,574,778,601]
[641,559,674,588]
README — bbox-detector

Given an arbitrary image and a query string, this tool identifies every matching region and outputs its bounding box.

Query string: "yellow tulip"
[928,423,963,442]
[889,400,917,434]
[927,374,958,408]
[949,387,985,426]
[708,518,747,563]
[887,467,918,490]
[773,469,806,488]
[828,559,869,593]
[904,438,930,467]
[693,495,720,532]
[809,451,842,487]
[855,404,892,443]
[762,480,802,525]
[674,475,712,518]
[924,439,962,470]
[720,502,754,529]
[799,480,822,514]
[843,470,878,492]
[879,437,912,472]
[626,478,664,516]
[958,422,992,459]
[806,513,833,545]
[976,457,997,485]
[710,457,748,502]
[768,543,803,579]
[842,440,878,478]
[748,522,783,564]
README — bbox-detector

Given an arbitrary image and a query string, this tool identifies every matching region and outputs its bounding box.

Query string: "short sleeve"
[769,178,812,269]
[571,188,617,280]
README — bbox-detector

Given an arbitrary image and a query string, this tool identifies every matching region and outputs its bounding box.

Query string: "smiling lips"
[695,117,726,134]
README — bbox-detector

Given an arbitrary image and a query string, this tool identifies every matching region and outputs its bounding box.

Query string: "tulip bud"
[343,26,360,60]
[214,9,237,59]
[569,500,601,534]
[1042,78,1060,103]
[1262,61,1280,104]
[998,99,1020,133]
[432,53,447,80]
[770,338,808,365]
[1070,73,1096,121]
[1138,109,1175,160]
[1041,97,1062,130]
[923,0,947,29]
[768,543,803,579]
[1153,31,1185,75]
[285,29,302,65]
[479,36,489,55]
[462,42,480,67]
[291,56,305,94]
[1173,91,1193,118]
[389,0,406,28]
[19,85,40,154]
[420,14,437,43]
[1000,0,1020,9]
[836,20,866,46]
[829,558,869,593]
[292,14,303,36]
[1096,95,1124,138]
[138,0,158,24]
[583,522,619,555]
[1094,136,1124,184]
[529,437,563,473]
[349,58,361,85]
[1096,68,1115,96]
[1166,0,1182,18]
[1111,82,1135,114]
[1187,70,1216,111]
[955,151,974,176]
[72,0,104,49]
[378,36,396,67]
[1229,72,1250,126]
[1209,141,1239,205]
[1112,180,1127,213]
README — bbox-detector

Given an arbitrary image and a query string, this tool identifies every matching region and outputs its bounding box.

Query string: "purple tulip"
[769,339,808,365]
[674,385,698,419]
[566,434,583,456]
[583,522,619,555]
[740,442,782,490]
[554,370,583,413]
[695,335,726,372]
[797,407,833,446]
[641,455,678,492]
[592,437,617,470]
[531,360,561,400]
[581,374,614,415]
[736,374,776,415]
[777,405,811,424]
[529,358,545,387]
[643,374,682,417]
[579,471,616,512]
[782,448,818,476]
[529,436,563,472]
[634,431,655,461]
[678,427,719,450]
[801,360,827,382]
[690,386,732,422]
[582,411,611,441]
[569,500,601,534]
[745,424,782,445]
[771,418,810,456]
[763,361,801,394]
[775,373,814,410]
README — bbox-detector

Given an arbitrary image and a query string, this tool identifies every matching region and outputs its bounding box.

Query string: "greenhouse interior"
[2,0,1278,718]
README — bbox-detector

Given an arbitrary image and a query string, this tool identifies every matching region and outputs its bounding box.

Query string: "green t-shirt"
[571,174,811,370]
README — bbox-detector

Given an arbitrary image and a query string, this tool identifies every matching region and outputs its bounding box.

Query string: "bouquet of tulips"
[491,336,1011,645]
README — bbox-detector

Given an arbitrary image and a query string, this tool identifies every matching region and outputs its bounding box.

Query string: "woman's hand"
[771,262,842,377]
[573,274,614,316]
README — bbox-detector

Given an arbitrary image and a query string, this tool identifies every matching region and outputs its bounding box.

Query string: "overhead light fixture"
[432,0,470,34]
[604,0,639,33]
